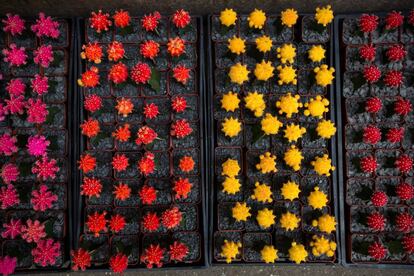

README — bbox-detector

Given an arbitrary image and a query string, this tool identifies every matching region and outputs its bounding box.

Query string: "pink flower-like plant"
[32,156,59,180]
[2,13,25,36]
[21,219,46,243]
[6,78,26,96]
[0,102,6,122]
[32,239,61,267]
[26,98,48,124]
[31,74,49,95]
[1,163,20,184]
[5,95,25,115]
[0,133,18,156]
[33,44,54,68]
[31,185,57,211]
[0,256,17,276]
[27,135,50,157]
[1,219,22,239]
[2,43,27,66]
[0,185,20,209]
[31,13,60,38]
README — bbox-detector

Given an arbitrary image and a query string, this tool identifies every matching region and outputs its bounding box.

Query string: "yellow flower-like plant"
[276,93,302,118]
[277,44,296,64]
[280,211,301,231]
[221,92,240,112]
[277,65,297,85]
[255,35,272,53]
[280,8,298,27]
[254,60,274,81]
[244,91,266,117]
[310,235,337,257]
[314,65,335,87]
[307,187,328,210]
[220,8,237,27]
[315,5,334,27]
[316,119,336,139]
[232,202,251,222]
[304,95,329,118]
[308,45,326,62]
[311,154,335,176]
[251,181,273,203]
[312,213,337,234]
[248,9,266,29]
[221,240,242,263]
[222,176,241,195]
[256,208,275,228]
[281,180,301,201]
[229,63,249,84]
[289,242,308,264]
[221,158,240,177]
[228,36,246,55]
[256,152,277,174]
[284,123,306,142]
[222,117,242,137]
[261,245,278,263]
[284,145,303,171]
[261,113,283,135]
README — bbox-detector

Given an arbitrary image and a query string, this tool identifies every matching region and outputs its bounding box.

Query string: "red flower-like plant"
[109,62,128,84]
[386,127,404,143]
[171,119,192,138]
[81,177,102,198]
[26,98,48,124]
[409,9,414,26]
[179,156,195,172]
[81,118,100,138]
[140,40,160,60]
[363,125,381,145]
[0,133,18,156]
[27,135,50,157]
[32,239,61,267]
[2,13,25,36]
[131,62,152,84]
[137,152,155,176]
[173,65,191,84]
[172,9,191,29]
[34,44,54,68]
[360,156,378,174]
[366,212,386,231]
[113,9,130,28]
[78,66,100,88]
[2,43,27,66]
[31,184,58,211]
[384,70,403,87]
[0,103,5,122]
[402,235,414,254]
[141,244,165,268]
[394,98,412,116]
[1,163,20,184]
[363,65,381,84]
[359,44,376,61]
[89,10,112,33]
[86,211,107,237]
[81,42,103,64]
[385,10,404,30]
[84,94,103,113]
[107,41,125,62]
[395,155,413,174]
[112,124,131,142]
[141,12,161,32]
[142,212,160,232]
[31,12,60,38]
[109,253,128,274]
[143,103,159,119]
[359,14,378,33]
[368,242,387,260]
[396,212,414,233]
[396,182,414,201]
[0,185,19,209]
[371,191,388,207]
[0,256,16,276]
[172,96,187,113]
[32,156,59,180]
[167,37,186,57]
[6,78,26,96]
[78,154,96,173]
[31,74,49,95]
[139,185,157,205]
[161,207,182,229]
[1,219,22,239]
[386,44,406,62]
[173,177,193,199]
[112,154,129,172]
[135,125,158,145]
[113,183,131,201]
[115,97,134,117]
[71,248,91,271]
[5,95,25,115]
[109,214,126,233]
[21,219,46,243]
[169,241,189,262]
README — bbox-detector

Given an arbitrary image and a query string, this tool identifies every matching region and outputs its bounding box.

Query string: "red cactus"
[366,212,386,231]
[395,155,413,174]
[81,42,103,64]
[113,183,131,201]
[89,10,112,33]
[402,235,414,254]
[33,44,54,68]
[138,152,155,176]
[386,127,404,143]
[139,185,157,205]
[172,9,191,28]
[141,12,161,32]
[107,41,125,62]
[359,44,376,61]
[71,248,91,271]
[171,119,192,138]
[363,125,381,144]
[0,185,19,209]
[32,239,61,267]
[172,96,187,113]
[26,98,48,124]
[78,154,96,173]
[371,191,388,207]
[86,211,107,237]
[5,95,25,115]
[385,11,404,30]
[169,241,189,262]
[31,13,60,38]
[394,98,412,116]
[31,185,58,211]
[135,125,158,145]
[386,44,406,62]
[161,207,182,229]
[81,118,100,138]
[140,40,160,60]
[1,218,22,239]
[1,163,19,184]
[6,78,26,96]
[363,65,381,83]
[84,94,103,113]
[112,154,129,172]
[409,9,414,26]
[112,124,131,142]
[360,156,378,174]
[0,133,18,156]
[81,177,102,198]
[141,244,165,268]
[383,70,403,87]
[21,219,46,243]
[173,65,191,84]
[142,212,160,232]
[78,66,100,88]
[173,177,193,199]
[109,253,128,274]
[168,37,186,57]
[395,182,414,201]
[2,43,27,66]
[179,156,195,172]
[31,74,49,95]
[368,242,387,260]
[2,13,25,36]
[143,103,159,119]
[131,62,151,84]
[108,62,128,84]
[395,213,414,233]
[32,156,59,180]
[359,14,379,33]
[109,214,126,233]
[113,9,130,28]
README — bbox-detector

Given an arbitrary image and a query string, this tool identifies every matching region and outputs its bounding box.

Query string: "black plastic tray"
[334,13,414,268]
[207,14,340,266]
[73,15,208,271]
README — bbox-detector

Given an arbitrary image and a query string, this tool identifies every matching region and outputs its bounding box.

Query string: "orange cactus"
[81,42,103,64]
[113,183,131,201]
[112,124,131,142]
[78,154,96,173]
[167,37,185,57]
[78,66,100,88]
[107,41,125,62]
[115,98,134,117]
[179,156,195,172]
[81,118,100,138]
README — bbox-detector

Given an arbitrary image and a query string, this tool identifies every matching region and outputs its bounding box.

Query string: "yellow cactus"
[222,117,242,138]
[256,152,277,174]
[316,119,336,139]
[276,65,297,85]
[280,211,301,231]
[255,35,272,53]
[284,145,304,171]
[256,208,276,228]
[315,5,334,27]
[261,245,278,263]
[261,113,283,135]
[220,8,237,27]
[277,44,296,64]
[229,63,249,85]
[220,240,242,263]
[232,202,251,222]
[222,176,241,195]
[284,123,306,142]
[304,95,329,118]
[308,45,326,62]
[228,36,246,55]
[311,154,335,176]
[310,235,337,257]
[314,64,335,87]
[244,91,266,117]
[280,8,298,27]
[221,92,240,112]
[289,242,308,264]
[221,158,240,177]
[254,60,274,81]
[276,93,302,118]
[251,181,273,203]
[312,214,337,234]
[281,180,301,201]
[248,9,266,29]
[308,187,328,210]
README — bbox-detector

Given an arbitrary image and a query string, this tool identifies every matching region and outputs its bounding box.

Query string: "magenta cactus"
[0,256,17,276]
[32,238,61,267]
[33,44,54,68]
[6,78,26,96]
[21,219,46,243]
[27,135,50,156]
[31,185,57,211]
[31,13,60,38]
[1,163,20,184]
[0,133,18,156]
[0,102,6,122]
[2,43,27,66]
[26,98,48,124]
[5,95,25,115]
[0,185,20,209]
[2,13,25,36]
[31,74,49,95]
[1,218,22,239]
[32,156,59,180]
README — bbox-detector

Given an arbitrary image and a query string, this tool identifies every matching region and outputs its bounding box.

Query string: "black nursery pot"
[335,13,414,268]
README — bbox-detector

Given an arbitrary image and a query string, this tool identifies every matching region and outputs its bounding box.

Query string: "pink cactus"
[1,163,20,184]
[2,13,25,36]
[0,256,17,276]
[0,102,6,122]
[32,239,61,267]
[26,98,48,124]
[5,95,25,115]
[27,135,50,156]
[31,13,60,38]
[21,219,46,243]
[2,43,27,66]
[31,74,49,95]
[31,185,57,211]
[32,156,59,180]
[6,78,26,96]
[34,45,54,68]
[0,133,18,156]
[1,219,22,239]
[0,185,19,209]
